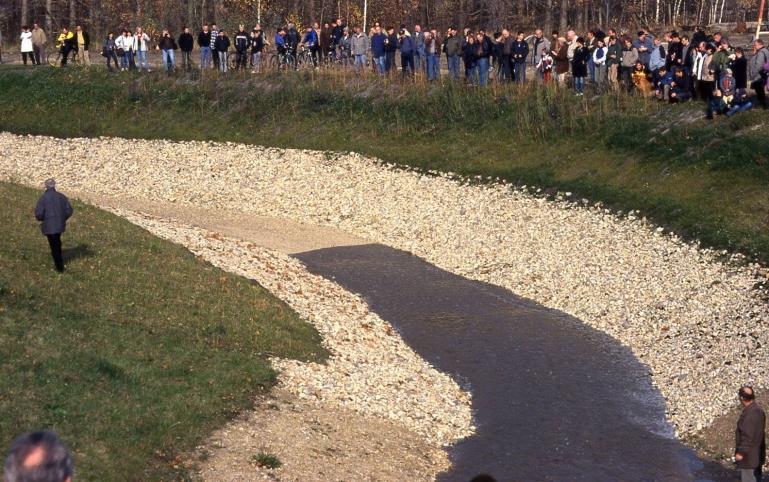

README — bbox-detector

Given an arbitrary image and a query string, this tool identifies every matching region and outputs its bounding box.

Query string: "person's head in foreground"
[739,385,756,407]
[4,431,73,482]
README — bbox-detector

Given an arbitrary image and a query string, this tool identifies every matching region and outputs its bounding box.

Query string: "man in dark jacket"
[735,386,766,482]
[178,26,194,71]
[444,27,461,80]
[34,179,73,273]
[235,25,250,69]
[511,31,529,83]
[198,25,212,69]
[384,27,398,74]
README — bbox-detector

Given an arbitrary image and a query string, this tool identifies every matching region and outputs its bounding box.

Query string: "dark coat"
[214,34,230,53]
[554,43,569,74]
[733,56,748,89]
[158,35,178,51]
[197,31,211,48]
[736,402,766,469]
[35,188,73,235]
[511,39,529,63]
[572,46,590,77]
[178,32,194,52]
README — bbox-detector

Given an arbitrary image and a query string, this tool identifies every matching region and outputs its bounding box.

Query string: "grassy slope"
[0,66,768,260]
[0,181,327,480]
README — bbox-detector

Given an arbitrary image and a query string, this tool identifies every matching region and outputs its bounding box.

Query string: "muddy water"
[295,244,729,482]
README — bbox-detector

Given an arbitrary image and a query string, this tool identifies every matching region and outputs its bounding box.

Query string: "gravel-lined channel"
[2,132,767,440]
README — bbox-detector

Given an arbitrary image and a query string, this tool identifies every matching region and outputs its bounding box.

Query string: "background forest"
[0,0,765,43]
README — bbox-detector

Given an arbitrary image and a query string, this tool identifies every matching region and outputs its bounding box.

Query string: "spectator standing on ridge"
[56,27,75,66]
[102,32,119,71]
[20,26,34,66]
[593,38,608,88]
[235,25,250,69]
[398,27,415,78]
[632,30,653,68]
[210,24,220,69]
[531,29,550,76]
[31,23,47,66]
[198,25,211,69]
[3,431,74,482]
[350,25,369,75]
[413,24,425,72]
[511,31,529,83]
[215,28,230,72]
[157,29,178,72]
[74,25,90,66]
[384,26,398,74]
[133,26,151,71]
[34,179,73,273]
[735,386,766,482]
[372,25,386,73]
[749,39,769,109]
[178,26,194,71]
[286,23,300,55]
[732,47,747,89]
[444,27,461,81]
[250,27,265,73]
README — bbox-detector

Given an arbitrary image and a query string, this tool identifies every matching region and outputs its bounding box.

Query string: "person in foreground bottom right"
[735,386,766,482]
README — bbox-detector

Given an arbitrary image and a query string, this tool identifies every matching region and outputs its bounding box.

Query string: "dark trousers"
[401,53,414,77]
[105,51,119,71]
[181,50,193,70]
[751,79,767,108]
[499,56,512,82]
[385,51,396,73]
[33,44,43,64]
[698,80,715,101]
[22,52,34,65]
[46,233,64,272]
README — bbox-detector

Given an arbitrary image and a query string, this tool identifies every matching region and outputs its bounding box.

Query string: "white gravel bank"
[109,209,473,447]
[2,132,767,436]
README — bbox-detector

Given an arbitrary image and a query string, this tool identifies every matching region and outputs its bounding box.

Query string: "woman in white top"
[20,25,34,65]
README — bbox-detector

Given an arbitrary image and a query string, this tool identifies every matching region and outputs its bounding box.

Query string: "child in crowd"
[537,47,553,83]
[653,66,673,101]
[631,61,652,96]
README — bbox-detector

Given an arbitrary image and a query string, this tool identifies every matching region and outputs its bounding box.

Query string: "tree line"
[0,0,763,43]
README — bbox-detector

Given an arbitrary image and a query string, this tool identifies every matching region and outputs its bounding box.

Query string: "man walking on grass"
[735,385,766,482]
[34,179,73,273]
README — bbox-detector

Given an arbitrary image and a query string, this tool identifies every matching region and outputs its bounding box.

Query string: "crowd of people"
[7,19,769,118]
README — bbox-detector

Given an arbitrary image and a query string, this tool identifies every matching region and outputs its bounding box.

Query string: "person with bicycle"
[275,28,287,56]
[285,23,300,58]
[302,26,319,68]
[235,25,250,70]
[55,27,75,67]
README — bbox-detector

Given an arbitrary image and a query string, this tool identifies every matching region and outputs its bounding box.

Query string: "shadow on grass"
[62,243,94,263]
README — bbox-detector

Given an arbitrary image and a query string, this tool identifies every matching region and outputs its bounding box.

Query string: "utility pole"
[363,0,368,31]
[258,0,262,24]
[757,0,766,40]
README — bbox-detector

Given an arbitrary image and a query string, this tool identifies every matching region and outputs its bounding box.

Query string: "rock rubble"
[2,132,767,437]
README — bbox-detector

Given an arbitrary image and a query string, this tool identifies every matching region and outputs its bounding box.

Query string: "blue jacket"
[399,35,415,55]
[275,33,286,49]
[371,33,386,57]
[303,30,318,47]
[35,188,73,235]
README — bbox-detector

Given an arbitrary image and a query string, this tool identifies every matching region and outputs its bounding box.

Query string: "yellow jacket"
[56,31,74,48]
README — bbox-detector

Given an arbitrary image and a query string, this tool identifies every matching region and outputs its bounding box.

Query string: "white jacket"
[20,31,33,52]
[592,46,607,66]
[133,33,150,51]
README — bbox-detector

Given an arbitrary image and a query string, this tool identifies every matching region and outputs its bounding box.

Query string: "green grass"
[0,67,768,260]
[0,181,327,480]
[251,452,282,469]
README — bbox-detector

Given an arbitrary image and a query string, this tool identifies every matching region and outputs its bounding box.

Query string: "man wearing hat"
[34,179,73,273]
